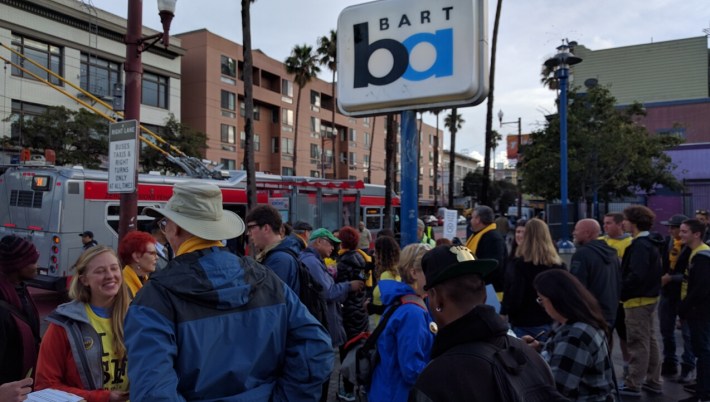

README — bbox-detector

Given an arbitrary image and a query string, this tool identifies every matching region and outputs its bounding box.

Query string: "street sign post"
[108,120,138,194]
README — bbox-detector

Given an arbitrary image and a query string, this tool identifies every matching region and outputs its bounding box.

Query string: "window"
[282,138,294,155]
[429,151,434,161]
[349,152,356,165]
[221,90,236,111]
[221,124,236,144]
[310,170,320,178]
[363,116,370,127]
[363,154,370,168]
[221,55,236,77]
[310,90,321,107]
[10,100,47,140]
[339,128,347,142]
[142,71,168,108]
[282,167,294,176]
[271,107,280,123]
[80,53,120,98]
[240,102,260,120]
[364,132,371,147]
[240,132,261,151]
[429,134,434,145]
[272,137,280,153]
[429,168,434,178]
[221,158,236,170]
[282,109,294,127]
[11,34,63,85]
[281,79,293,97]
[324,149,333,163]
[310,144,320,159]
[310,117,321,136]
[349,128,357,142]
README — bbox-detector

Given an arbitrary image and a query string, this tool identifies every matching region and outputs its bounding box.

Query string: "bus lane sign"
[108,120,138,193]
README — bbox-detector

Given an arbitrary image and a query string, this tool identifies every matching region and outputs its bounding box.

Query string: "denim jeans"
[658,295,695,368]
[689,318,710,399]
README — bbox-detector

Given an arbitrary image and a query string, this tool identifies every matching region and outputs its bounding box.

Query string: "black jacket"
[336,250,369,340]
[472,229,507,292]
[501,258,566,327]
[409,305,559,402]
[620,233,664,301]
[661,237,691,299]
[679,250,710,320]
[570,240,621,323]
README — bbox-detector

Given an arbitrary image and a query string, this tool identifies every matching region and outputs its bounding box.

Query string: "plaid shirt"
[543,322,614,401]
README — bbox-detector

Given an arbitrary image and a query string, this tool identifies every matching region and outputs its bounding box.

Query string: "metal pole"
[558,65,570,243]
[516,117,523,219]
[119,0,143,242]
[400,110,418,247]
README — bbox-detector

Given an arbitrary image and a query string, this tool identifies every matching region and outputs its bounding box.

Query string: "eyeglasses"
[696,210,708,216]
[536,296,543,305]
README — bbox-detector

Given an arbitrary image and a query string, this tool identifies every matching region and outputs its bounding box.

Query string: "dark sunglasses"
[696,210,708,216]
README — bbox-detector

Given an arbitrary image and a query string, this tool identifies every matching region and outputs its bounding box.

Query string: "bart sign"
[337,0,488,116]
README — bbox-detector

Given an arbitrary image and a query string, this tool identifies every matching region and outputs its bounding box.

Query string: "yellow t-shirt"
[372,270,401,325]
[600,234,632,259]
[85,305,129,394]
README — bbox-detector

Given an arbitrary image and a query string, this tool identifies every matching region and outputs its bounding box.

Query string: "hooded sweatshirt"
[260,235,303,295]
[124,246,333,402]
[570,239,622,323]
[369,280,433,402]
[620,232,665,304]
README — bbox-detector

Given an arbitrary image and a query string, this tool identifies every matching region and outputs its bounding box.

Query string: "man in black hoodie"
[618,205,665,397]
[570,219,622,327]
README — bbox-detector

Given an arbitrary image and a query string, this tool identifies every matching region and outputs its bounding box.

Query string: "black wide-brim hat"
[421,245,498,290]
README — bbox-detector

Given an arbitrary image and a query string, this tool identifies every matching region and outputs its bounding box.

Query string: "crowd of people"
[3,190,710,401]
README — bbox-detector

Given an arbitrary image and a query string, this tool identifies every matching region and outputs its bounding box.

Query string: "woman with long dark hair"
[525,269,614,401]
[369,235,401,324]
[502,218,565,339]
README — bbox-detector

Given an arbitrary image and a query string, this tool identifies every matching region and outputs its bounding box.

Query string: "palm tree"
[383,113,397,231]
[481,0,503,206]
[429,108,443,208]
[317,30,337,178]
[284,44,320,176]
[444,109,464,209]
[241,0,257,210]
[367,116,376,183]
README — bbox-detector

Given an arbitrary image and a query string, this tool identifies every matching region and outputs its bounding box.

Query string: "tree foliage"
[10,106,108,168]
[316,29,338,178]
[444,109,464,208]
[141,114,207,174]
[463,171,518,213]
[519,85,682,202]
[285,44,320,175]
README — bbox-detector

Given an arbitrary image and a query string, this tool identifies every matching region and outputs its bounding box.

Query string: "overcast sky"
[90,0,709,163]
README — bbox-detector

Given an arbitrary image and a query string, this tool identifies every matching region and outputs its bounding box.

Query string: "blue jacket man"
[124,182,332,401]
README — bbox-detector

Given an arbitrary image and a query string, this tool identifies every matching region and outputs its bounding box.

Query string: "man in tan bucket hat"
[124,181,333,401]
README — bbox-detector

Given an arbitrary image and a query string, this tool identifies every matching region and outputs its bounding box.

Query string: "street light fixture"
[118,0,177,241]
[544,39,582,250]
[498,110,523,220]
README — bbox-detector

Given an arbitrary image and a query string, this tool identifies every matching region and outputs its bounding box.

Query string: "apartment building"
[176,29,444,196]
[0,0,183,148]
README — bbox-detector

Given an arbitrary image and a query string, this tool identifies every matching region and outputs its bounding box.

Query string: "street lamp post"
[119,0,176,241]
[544,40,582,250]
[498,110,522,219]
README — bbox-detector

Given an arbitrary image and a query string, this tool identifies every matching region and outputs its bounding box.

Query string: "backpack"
[458,336,568,402]
[267,248,328,328]
[340,294,426,389]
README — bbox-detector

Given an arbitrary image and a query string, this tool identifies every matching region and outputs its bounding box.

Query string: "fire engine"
[0,164,399,291]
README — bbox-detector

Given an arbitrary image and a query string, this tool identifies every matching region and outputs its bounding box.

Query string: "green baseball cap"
[309,228,341,243]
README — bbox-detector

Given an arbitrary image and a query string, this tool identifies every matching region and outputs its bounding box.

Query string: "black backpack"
[267,248,328,328]
[459,337,568,402]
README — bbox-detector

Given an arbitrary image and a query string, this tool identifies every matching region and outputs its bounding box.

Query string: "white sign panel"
[337,0,488,116]
[108,120,138,193]
[443,209,458,240]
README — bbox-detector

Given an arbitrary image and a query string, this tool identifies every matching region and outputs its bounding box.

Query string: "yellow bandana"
[465,223,497,255]
[176,236,225,257]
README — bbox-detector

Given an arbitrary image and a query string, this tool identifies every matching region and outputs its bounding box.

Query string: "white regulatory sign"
[443,209,458,240]
[108,120,138,193]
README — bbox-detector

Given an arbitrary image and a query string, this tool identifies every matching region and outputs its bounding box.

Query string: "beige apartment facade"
[176,29,443,197]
